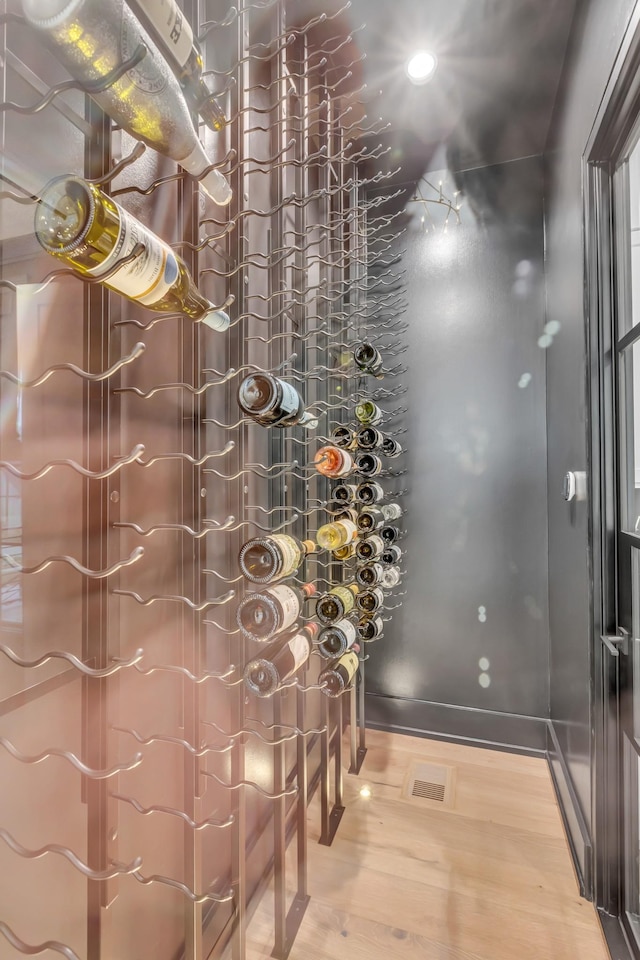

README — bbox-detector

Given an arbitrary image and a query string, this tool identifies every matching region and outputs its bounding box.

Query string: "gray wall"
[544,0,637,850]
[366,155,550,750]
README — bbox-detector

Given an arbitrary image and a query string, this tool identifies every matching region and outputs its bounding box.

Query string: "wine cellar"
[7,0,640,958]
[0,1,407,957]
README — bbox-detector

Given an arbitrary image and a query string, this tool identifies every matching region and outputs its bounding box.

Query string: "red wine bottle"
[243,623,319,697]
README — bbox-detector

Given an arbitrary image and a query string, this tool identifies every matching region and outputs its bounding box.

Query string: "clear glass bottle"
[238,534,316,584]
[381,545,402,565]
[34,176,230,329]
[357,615,384,642]
[331,425,357,450]
[355,426,384,451]
[316,519,357,551]
[355,480,385,505]
[316,583,359,624]
[317,619,357,659]
[382,437,403,458]
[355,452,383,477]
[355,535,384,562]
[236,581,316,641]
[356,562,384,588]
[318,649,360,697]
[237,373,317,428]
[314,445,354,478]
[127,0,226,130]
[22,0,231,204]
[243,623,318,698]
[355,399,383,425]
[332,542,356,561]
[380,566,402,589]
[356,587,385,615]
[354,342,384,378]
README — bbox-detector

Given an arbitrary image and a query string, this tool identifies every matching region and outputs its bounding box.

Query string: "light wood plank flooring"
[239,729,609,960]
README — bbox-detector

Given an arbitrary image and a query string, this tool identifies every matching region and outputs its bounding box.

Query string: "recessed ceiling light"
[406,50,437,84]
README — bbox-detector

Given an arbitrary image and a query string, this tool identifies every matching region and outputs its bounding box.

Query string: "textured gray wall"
[544,0,637,833]
[367,155,550,725]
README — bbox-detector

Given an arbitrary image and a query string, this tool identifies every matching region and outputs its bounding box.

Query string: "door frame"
[585,4,640,953]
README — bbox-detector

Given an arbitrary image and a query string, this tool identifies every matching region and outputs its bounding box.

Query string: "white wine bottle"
[238,534,316,584]
[126,0,226,131]
[355,399,384,425]
[35,176,230,329]
[243,623,318,698]
[317,619,357,659]
[316,583,359,624]
[380,566,402,589]
[22,0,231,205]
[355,535,384,562]
[318,650,360,697]
[316,518,357,551]
[236,581,316,641]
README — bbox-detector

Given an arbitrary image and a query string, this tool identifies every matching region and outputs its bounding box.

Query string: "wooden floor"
[240,729,610,960]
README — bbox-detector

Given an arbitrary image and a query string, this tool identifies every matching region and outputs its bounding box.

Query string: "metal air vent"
[401,760,456,809]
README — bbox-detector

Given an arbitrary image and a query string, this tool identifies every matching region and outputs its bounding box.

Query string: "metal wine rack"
[0,0,407,957]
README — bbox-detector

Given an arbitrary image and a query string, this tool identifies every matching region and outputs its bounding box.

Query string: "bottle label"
[272,535,302,578]
[337,619,357,648]
[331,585,356,614]
[88,208,179,306]
[337,651,359,681]
[267,584,300,631]
[134,0,195,69]
[285,631,312,670]
[277,379,301,418]
[336,451,354,477]
[338,519,357,541]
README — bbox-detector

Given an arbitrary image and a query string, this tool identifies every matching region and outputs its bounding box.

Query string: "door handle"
[601,627,629,657]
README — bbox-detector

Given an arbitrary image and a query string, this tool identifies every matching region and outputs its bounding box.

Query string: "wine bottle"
[355,426,384,451]
[317,619,357,659]
[381,545,402,565]
[316,519,357,551]
[355,452,383,477]
[357,615,384,642]
[354,342,384,378]
[22,0,232,205]
[236,581,316,641]
[380,566,402,589]
[326,504,359,525]
[333,542,356,561]
[237,373,317,428]
[243,623,319,697]
[239,534,316,584]
[356,562,384,588]
[356,503,402,533]
[382,437,403,458]
[356,587,385,615]
[314,445,354,478]
[35,176,230,329]
[126,0,226,130]
[381,524,401,544]
[318,650,360,697]
[332,482,358,504]
[355,480,385,505]
[355,535,384,562]
[355,400,383,426]
[316,583,359,624]
[331,425,357,450]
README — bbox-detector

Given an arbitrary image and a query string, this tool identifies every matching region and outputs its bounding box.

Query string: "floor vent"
[401,760,456,809]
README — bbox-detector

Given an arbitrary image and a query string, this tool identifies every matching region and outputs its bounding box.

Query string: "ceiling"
[287,0,579,189]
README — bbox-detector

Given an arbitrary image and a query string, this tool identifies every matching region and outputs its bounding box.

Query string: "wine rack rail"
[0,1,407,958]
